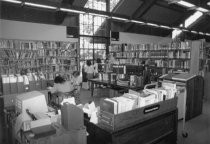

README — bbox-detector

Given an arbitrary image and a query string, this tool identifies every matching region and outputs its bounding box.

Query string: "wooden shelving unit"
[0,39,79,80]
[110,41,192,73]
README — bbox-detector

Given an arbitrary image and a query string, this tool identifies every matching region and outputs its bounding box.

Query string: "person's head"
[54,75,65,84]
[73,71,80,78]
[96,58,101,64]
[86,60,92,66]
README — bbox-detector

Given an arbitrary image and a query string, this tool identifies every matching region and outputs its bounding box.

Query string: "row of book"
[37,49,77,57]
[0,39,77,50]
[100,83,176,114]
[110,41,192,52]
[168,60,190,69]
[115,51,190,59]
[168,51,190,59]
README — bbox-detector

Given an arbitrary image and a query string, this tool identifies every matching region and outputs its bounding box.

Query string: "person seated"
[48,75,74,106]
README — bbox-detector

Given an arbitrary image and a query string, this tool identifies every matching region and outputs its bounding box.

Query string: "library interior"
[0,0,210,144]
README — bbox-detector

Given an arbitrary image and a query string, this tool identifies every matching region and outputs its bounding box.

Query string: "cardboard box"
[41,79,47,90]
[29,81,36,91]
[2,76,10,95]
[17,82,25,94]
[35,80,42,90]
[10,83,18,94]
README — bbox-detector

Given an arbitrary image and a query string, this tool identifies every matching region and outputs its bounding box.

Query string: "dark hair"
[96,58,101,64]
[86,60,92,66]
[73,71,80,77]
[54,75,65,84]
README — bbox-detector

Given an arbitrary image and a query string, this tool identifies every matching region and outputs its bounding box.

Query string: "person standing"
[85,60,94,90]
[93,58,102,78]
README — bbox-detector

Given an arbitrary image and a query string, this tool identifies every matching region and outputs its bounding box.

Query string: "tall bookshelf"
[110,41,191,73]
[0,39,79,80]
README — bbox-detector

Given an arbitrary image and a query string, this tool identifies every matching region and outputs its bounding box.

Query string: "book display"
[0,39,79,94]
[110,41,192,72]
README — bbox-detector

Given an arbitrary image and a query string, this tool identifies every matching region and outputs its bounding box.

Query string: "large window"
[79,0,121,62]
[80,36,107,61]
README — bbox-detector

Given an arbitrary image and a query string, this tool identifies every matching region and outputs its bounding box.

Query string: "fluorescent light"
[198,32,204,35]
[112,16,128,21]
[24,2,57,10]
[182,29,189,32]
[130,20,145,24]
[206,33,210,36]
[196,7,209,12]
[89,13,109,18]
[185,11,203,28]
[160,25,172,29]
[191,31,198,34]
[2,0,21,4]
[172,29,182,39]
[177,1,195,8]
[146,23,159,27]
[60,8,85,14]
[208,2,210,6]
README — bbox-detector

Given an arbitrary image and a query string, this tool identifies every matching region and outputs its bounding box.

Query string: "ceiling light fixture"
[207,2,210,6]
[24,2,57,10]
[206,33,210,36]
[160,25,172,29]
[146,23,159,27]
[198,32,204,35]
[196,7,209,12]
[191,31,198,34]
[130,20,145,24]
[112,16,128,21]
[2,0,21,4]
[177,0,195,8]
[60,8,85,14]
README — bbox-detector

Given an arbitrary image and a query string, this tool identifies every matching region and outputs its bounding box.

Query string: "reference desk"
[88,79,143,97]
[85,108,178,144]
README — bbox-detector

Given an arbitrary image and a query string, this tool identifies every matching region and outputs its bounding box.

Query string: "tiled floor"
[80,88,210,144]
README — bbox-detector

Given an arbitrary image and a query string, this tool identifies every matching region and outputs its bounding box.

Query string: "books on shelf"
[0,39,79,81]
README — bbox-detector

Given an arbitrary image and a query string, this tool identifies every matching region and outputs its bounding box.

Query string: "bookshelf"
[0,39,79,80]
[110,41,192,73]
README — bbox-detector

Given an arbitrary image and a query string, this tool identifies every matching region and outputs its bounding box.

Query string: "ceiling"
[1,0,210,41]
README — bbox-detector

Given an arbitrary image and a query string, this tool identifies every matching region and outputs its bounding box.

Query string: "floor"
[80,87,210,144]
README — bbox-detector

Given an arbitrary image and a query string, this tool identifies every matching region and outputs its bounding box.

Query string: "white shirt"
[85,65,95,74]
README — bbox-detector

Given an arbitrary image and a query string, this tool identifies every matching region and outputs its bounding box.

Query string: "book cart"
[85,82,178,144]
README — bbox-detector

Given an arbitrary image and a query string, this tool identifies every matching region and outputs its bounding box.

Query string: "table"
[88,79,143,97]
[84,109,178,144]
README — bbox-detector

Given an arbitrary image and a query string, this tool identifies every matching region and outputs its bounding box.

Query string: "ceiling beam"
[124,0,158,31]
[62,0,75,5]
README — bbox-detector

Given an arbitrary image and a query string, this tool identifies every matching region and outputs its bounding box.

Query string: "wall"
[112,32,172,44]
[0,19,78,42]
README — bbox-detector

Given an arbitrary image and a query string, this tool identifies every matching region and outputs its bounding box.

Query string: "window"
[79,0,121,62]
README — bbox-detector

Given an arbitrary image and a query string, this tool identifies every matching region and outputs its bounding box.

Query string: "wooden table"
[88,79,143,97]
[84,108,178,144]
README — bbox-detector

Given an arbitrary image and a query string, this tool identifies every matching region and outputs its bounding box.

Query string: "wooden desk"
[84,109,178,144]
[89,79,143,97]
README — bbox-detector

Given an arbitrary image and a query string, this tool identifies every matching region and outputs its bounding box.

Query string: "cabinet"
[160,74,204,121]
